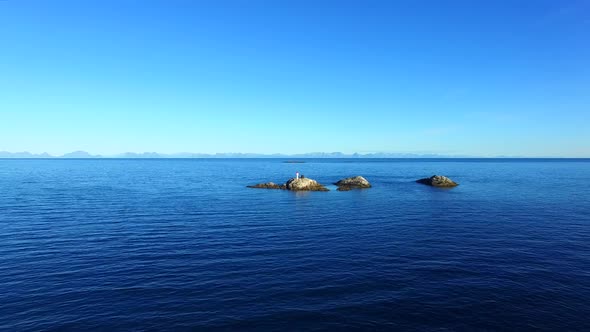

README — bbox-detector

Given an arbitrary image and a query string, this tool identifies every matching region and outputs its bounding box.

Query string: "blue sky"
[1,0,589,156]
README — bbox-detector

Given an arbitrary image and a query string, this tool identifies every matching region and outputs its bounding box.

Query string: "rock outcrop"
[248,177,329,191]
[334,176,371,191]
[416,175,458,187]
[247,182,286,190]
[285,177,329,191]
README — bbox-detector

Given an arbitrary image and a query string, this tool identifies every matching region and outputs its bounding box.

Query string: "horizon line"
[1,150,589,159]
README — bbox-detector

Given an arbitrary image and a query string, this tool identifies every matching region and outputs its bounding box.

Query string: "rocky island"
[286,177,329,191]
[334,176,372,191]
[416,175,458,187]
[248,177,329,191]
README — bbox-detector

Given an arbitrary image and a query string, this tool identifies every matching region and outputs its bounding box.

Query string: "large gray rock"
[416,175,458,187]
[335,176,371,191]
[247,182,285,189]
[285,177,329,191]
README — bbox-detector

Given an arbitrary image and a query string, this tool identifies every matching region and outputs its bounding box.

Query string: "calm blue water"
[1,159,589,331]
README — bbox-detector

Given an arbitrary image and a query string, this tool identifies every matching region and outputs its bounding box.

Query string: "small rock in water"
[285,177,329,191]
[416,175,458,187]
[247,182,284,189]
[334,176,372,191]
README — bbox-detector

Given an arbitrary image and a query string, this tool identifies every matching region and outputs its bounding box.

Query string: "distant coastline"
[0,151,587,159]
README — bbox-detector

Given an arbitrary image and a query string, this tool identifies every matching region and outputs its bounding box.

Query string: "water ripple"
[0,159,589,331]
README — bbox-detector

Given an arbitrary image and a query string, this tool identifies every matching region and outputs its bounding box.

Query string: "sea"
[1,158,589,331]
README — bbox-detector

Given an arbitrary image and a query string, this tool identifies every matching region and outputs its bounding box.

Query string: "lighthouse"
[296,172,300,179]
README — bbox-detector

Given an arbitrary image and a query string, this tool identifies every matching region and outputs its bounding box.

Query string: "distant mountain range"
[0,151,101,158]
[0,151,510,159]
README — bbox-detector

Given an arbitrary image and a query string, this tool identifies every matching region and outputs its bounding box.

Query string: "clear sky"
[1,0,589,157]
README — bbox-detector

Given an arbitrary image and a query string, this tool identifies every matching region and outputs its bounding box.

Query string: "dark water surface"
[1,159,589,331]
